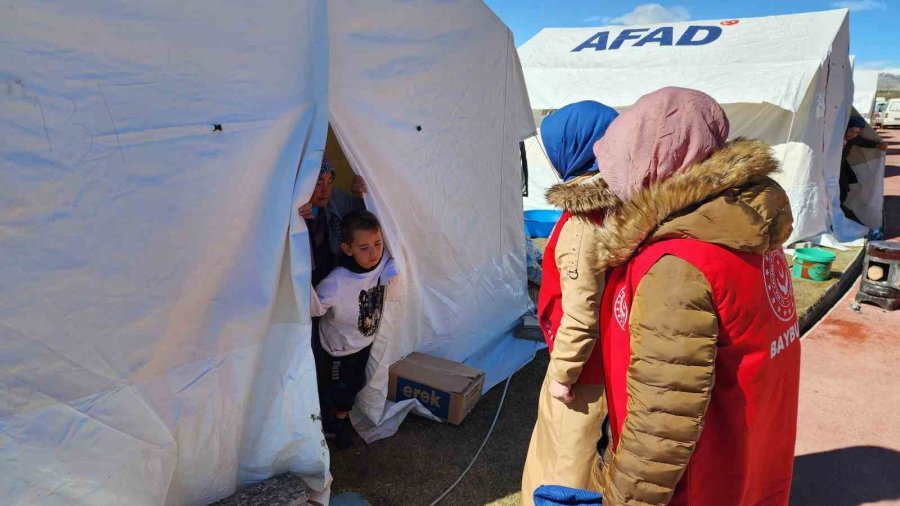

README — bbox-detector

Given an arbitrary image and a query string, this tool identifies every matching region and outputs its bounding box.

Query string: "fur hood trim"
[594,138,781,270]
[545,174,621,214]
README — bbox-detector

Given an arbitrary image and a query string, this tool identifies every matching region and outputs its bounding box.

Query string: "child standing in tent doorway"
[311,210,398,449]
[299,158,368,286]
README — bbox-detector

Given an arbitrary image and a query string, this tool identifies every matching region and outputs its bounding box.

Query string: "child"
[311,210,397,449]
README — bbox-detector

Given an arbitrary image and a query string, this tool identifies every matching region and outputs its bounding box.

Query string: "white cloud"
[593,4,691,25]
[856,61,888,70]
[856,61,900,74]
[830,0,887,12]
[584,15,611,24]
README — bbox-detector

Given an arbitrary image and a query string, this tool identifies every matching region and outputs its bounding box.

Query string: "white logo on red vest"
[763,249,796,322]
[614,287,629,330]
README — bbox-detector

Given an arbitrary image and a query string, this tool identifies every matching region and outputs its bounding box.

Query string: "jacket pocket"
[558,221,584,280]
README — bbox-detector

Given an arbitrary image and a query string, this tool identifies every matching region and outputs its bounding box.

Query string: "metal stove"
[856,240,900,311]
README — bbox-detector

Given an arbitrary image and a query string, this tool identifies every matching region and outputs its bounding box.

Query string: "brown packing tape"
[448,394,463,425]
[446,374,485,425]
[465,375,485,416]
[463,375,485,408]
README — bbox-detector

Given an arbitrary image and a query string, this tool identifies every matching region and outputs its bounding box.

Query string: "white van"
[874,102,887,128]
[882,99,900,128]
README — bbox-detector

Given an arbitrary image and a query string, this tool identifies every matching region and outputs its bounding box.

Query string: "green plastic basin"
[792,247,836,282]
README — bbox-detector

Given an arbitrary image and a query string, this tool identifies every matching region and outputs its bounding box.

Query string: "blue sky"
[484,0,898,71]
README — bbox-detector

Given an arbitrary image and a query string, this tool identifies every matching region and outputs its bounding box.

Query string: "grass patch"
[790,246,862,321]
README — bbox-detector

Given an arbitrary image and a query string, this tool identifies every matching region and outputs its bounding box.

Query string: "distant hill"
[878,72,900,95]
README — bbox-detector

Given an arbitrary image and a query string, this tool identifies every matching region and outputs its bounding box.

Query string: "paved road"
[791,128,900,505]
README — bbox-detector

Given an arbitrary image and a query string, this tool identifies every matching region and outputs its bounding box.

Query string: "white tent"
[853,69,881,121]
[519,9,856,245]
[0,1,537,504]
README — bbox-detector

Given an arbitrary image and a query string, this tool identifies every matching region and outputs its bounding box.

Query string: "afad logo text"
[572,21,739,52]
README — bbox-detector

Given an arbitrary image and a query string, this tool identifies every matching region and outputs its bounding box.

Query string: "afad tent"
[519,9,864,245]
[852,67,881,121]
[0,1,537,504]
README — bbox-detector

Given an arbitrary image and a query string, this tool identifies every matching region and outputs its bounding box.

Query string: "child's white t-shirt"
[311,253,398,357]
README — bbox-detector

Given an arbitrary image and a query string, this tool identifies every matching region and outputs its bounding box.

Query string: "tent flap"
[327,0,540,438]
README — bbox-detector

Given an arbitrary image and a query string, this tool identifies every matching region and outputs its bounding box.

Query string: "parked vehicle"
[874,98,886,121]
[874,102,887,128]
[881,99,900,128]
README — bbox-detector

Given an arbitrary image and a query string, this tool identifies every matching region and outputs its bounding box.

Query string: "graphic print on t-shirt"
[358,285,386,336]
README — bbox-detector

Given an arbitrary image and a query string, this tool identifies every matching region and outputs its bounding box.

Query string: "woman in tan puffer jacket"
[587,88,801,506]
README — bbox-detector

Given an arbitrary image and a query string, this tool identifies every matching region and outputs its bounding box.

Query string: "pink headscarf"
[594,87,730,201]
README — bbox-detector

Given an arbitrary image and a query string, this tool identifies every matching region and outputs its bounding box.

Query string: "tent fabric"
[518,10,849,112]
[327,0,539,438]
[1,2,331,504]
[852,69,881,121]
[520,10,855,245]
[1,0,536,504]
[844,153,885,230]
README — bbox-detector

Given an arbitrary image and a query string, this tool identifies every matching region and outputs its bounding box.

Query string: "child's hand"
[298,202,314,220]
[549,379,575,404]
[352,176,368,198]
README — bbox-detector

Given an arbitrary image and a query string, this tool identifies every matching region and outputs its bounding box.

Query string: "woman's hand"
[549,379,575,404]
[298,202,314,220]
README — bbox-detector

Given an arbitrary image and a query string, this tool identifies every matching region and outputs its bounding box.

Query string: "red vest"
[537,211,604,385]
[600,239,800,505]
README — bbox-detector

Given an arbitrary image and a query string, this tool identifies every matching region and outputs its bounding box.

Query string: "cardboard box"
[388,352,486,425]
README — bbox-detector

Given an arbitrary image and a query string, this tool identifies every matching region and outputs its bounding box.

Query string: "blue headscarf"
[540,100,619,181]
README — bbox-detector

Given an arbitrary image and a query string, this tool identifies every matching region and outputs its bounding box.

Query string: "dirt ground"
[329,352,549,506]
[791,126,900,506]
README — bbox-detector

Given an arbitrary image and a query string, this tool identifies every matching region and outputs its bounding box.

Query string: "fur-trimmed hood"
[592,138,794,271]
[545,173,621,214]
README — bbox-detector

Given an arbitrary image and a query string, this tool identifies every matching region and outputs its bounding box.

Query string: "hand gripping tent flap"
[519,9,886,245]
[0,1,538,504]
